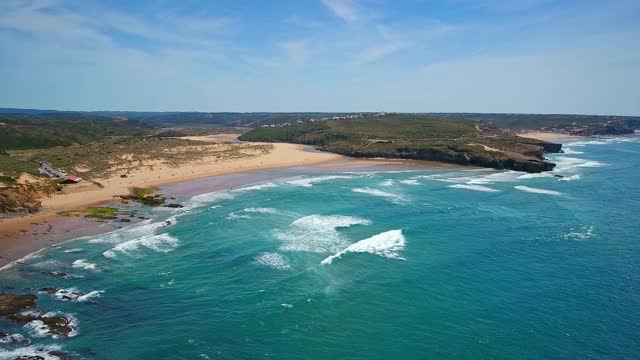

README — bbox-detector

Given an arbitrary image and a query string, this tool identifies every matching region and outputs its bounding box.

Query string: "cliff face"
[324,145,556,173]
[0,184,53,213]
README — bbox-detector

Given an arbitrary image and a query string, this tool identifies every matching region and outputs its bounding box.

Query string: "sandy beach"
[517,131,584,141]
[0,141,348,266]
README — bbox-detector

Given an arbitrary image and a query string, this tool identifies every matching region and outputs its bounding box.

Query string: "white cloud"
[321,0,359,23]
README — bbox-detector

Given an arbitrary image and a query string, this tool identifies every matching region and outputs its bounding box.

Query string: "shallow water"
[1,136,640,359]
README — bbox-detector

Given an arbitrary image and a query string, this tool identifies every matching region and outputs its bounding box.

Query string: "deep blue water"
[1,136,639,359]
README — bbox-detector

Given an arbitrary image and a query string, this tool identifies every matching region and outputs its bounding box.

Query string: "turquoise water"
[1,136,640,359]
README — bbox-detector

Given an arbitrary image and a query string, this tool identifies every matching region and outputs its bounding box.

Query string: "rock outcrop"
[0,293,76,338]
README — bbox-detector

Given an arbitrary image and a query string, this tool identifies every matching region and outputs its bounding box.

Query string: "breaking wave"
[517,173,554,180]
[286,175,354,187]
[232,182,279,192]
[276,215,372,253]
[352,187,408,204]
[561,147,584,155]
[71,259,99,271]
[515,186,562,196]
[89,218,176,245]
[399,179,420,185]
[559,174,581,181]
[448,184,500,192]
[321,230,406,265]
[103,233,179,259]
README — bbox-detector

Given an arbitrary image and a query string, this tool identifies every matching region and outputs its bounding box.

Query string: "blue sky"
[0,0,638,115]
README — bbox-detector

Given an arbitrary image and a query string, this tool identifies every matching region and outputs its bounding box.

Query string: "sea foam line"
[286,175,355,187]
[514,186,562,196]
[448,184,500,192]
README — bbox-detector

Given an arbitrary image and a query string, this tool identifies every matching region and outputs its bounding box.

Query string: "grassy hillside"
[0,113,154,150]
[240,114,561,173]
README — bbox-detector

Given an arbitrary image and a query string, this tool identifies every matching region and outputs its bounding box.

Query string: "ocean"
[1,136,639,359]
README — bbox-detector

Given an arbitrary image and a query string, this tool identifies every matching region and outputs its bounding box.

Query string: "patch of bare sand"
[517,131,584,141]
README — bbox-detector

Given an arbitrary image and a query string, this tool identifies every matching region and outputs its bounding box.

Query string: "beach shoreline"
[0,143,455,268]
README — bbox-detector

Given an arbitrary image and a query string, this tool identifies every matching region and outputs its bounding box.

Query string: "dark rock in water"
[0,293,37,317]
[0,293,76,338]
[554,174,564,178]
[165,203,184,208]
[137,216,149,220]
[38,287,57,294]
[0,332,31,345]
[15,356,45,360]
[118,218,132,222]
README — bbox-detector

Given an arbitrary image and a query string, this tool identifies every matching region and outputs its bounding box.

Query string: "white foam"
[558,174,581,181]
[0,248,47,272]
[232,182,279,192]
[561,147,584,155]
[467,171,521,185]
[226,212,251,220]
[0,345,64,360]
[103,233,179,258]
[50,288,104,303]
[561,225,595,240]
[71,259,99,271]
[517,172,554,180]
[567,140,609,146]
[244,207,279,214]
[89,217,176,245]
[380,179,395,187]
[515,186,562,196]
[321,230,406,265]
[63,248,84,254]
[281,303,294,308]
[399,179,420,185]
[276,215,372,253]
[286,175,354,187]
[448,184,500,192]
[255,253,291,270]
[186,191,235,209]
[551,156,606,173]
[352,187,408,204]
[0,333,30,345]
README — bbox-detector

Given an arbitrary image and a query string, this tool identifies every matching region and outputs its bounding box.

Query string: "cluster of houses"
[37,162,82,184]
[260,113,387,128]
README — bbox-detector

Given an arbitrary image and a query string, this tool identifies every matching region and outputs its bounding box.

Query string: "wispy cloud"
[354,41,410,64]
[321,0,359,23]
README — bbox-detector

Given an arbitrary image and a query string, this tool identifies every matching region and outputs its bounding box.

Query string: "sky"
[0,0,638,115]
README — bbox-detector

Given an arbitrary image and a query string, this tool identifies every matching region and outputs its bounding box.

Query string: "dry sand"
[517,131,584,141]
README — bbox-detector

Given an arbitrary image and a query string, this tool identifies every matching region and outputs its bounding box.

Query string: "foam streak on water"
[321,230,406,265]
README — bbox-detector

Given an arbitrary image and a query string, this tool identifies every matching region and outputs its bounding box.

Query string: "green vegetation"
[0,175,16,184]
[0,113,154,150]
[240,114,561,173]
[59,207,120,220]
[120,187,166,206]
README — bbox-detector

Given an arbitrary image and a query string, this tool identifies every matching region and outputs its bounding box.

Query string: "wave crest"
[321,230,406,265]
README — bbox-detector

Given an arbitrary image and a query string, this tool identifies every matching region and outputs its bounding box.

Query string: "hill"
[240,114,562,173]
[0,113,154,150]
